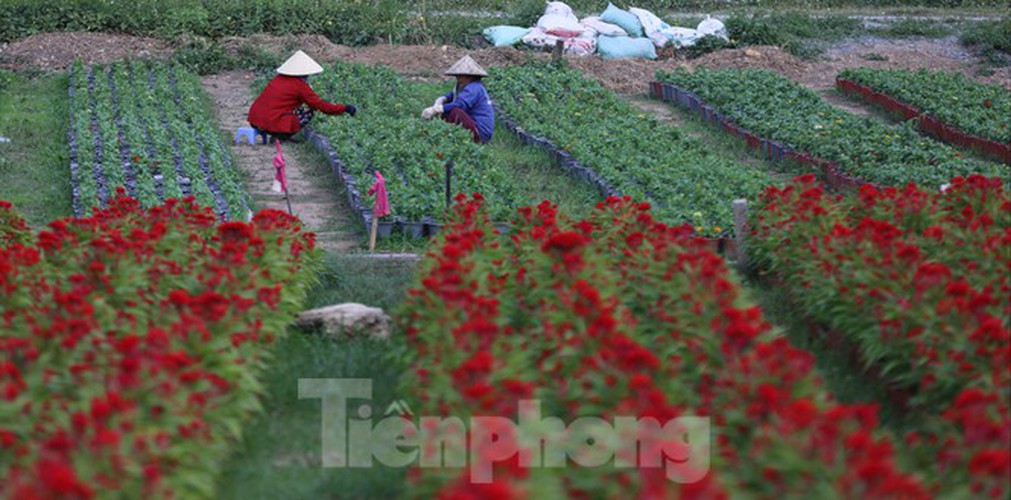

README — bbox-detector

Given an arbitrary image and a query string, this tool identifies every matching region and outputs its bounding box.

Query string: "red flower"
[541,231,586,254]
[35,458,94,498]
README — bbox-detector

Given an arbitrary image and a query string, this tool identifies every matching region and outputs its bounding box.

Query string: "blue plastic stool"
[235,126,267,145]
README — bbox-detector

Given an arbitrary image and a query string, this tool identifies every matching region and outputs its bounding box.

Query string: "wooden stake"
[733,199,748,270]
[552,39,564,61]
[283,189,293,215]
[369,214,379,252]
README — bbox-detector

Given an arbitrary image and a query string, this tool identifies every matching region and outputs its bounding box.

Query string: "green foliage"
[960,18,1011,65]
[307,62,523,222]
[0,72,73,227]
[490,63,777,236]
[877,18,953,38]
[0,70,14,91]
[69,60,248,218]
[724,12,861,58]
[681,35,734,58]
[656,67,1008,187]
[3,0,1007,46]
[171,39,283,75]
[839,67,1011,144]
[216,255,415,499]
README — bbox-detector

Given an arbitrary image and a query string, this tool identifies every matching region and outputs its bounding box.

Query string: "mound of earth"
[221,34,540,78]
[0,32,172,71]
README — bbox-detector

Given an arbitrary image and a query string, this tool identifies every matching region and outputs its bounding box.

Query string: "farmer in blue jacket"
[421,55,494,144]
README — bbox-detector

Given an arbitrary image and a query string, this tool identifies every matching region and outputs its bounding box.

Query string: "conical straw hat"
[444,55,488,77]
[276,50,324,76]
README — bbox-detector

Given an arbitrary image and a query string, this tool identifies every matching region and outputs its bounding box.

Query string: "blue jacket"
[442,81,495,143]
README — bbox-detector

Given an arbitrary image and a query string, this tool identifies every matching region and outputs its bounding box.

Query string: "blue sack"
[482,25,531,47]
[596,35,657,59]
[600,3,644,38]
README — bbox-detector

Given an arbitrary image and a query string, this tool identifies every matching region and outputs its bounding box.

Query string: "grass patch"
[0,70,73,228]
[722,12,863,58]
[960,18,1011,66]
[874,17,953,37]
[215,255,416,499]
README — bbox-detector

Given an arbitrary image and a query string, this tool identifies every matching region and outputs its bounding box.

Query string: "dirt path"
[200,71,360,252]
[816,89,878,119]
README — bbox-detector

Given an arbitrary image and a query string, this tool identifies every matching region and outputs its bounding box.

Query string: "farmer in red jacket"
[247,50,356,143]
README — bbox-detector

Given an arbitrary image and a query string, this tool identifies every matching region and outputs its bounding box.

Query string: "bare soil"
[200,71,360,252]
[5,31,1005,94]
[0,32,172,71]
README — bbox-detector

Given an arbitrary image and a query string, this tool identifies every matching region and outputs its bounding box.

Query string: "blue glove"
[345,104,357,117]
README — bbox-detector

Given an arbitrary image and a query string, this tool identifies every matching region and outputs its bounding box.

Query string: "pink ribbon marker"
[272,139,288,193]
[368,171,390,218]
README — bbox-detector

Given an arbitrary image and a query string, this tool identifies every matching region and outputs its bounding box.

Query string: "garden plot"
[750,175,1010,498]
[399,195,931,497]
[488,63,776,239]
[307,62,520,236]
[68,61,247,219]
[301,61,599,238]
[0,196,317,498]
[837,68,1010,163]
[654,68,1009,189]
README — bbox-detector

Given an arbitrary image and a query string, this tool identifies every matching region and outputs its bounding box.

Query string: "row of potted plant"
[749,174,1010,498]
[303,62,523,236]
[0,193,318,498]
[395,194,929,497]
[654,68,1008,189]
[837,68,1010,154]
[488,63,776,239]
[68,61,247,220]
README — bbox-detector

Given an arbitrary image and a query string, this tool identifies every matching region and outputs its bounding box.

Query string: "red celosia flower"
[541,231,586,253]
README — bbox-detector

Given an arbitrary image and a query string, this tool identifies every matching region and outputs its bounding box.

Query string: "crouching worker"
[248,50,356,143]
[421,55,494,144]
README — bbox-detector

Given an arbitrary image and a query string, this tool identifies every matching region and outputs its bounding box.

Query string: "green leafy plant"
[69,60,247,219]
[656,67,1008,188]
[489,63,776,237]
[960,18,1011,66]
[839,67,1011,144]
[306,62,521,222]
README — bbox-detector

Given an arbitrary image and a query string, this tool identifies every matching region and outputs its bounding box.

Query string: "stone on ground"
[296,303,392,340]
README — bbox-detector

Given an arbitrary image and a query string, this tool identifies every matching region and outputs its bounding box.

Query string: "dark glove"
[345,104,357,117]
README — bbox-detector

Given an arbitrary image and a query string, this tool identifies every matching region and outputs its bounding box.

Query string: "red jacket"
[247,75,346,134]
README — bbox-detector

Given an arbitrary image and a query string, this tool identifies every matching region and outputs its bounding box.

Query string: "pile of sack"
[482,2,727,59]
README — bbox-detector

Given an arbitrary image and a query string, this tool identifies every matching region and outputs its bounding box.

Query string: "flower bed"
[654,68,1008,189]
[0,193,318,498]
[489,64,776,240]
[396,195,926,497]
[750,174,1010,497]
[303,62,522,237]
[68,61,247,219]
[836,68,1010,164]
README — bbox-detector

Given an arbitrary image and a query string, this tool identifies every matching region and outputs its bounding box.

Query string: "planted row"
[397,195,926,497]
[68,61,247,219]
[750,174,1010,498]
[656,68,1008,188]
[305,62,522,230]
[837,68,1010,146]
[488,63,776,238]
[0,195,318,498]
